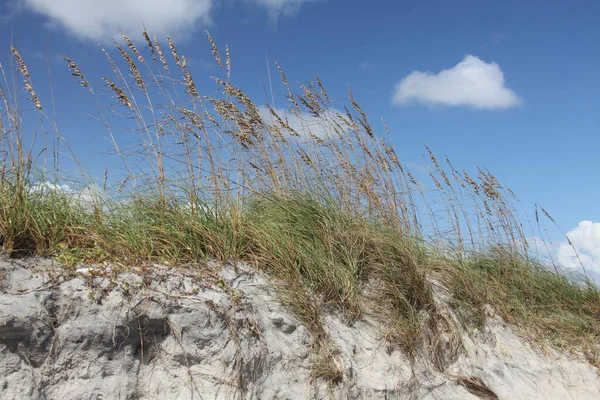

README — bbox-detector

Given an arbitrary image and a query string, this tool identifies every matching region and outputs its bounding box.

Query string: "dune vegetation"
[1,32,598,375]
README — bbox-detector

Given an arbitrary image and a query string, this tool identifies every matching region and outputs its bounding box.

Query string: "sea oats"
[24,82,42,109]
[297,148,314,168]
[343,106,360,133]
[10,46,30,78]
[143,31,156,60]
[477,168,502,202]
[314,74,330,102]
[300,84,323,117]
[452,170,466,189]
[383,141,401,169]
[116,43,144,89]
[101,48,119,75]
[179,108,205,129]
[122,34,144,62]
[463,170,480,195]
[348,86,374,137]
[298,95,318,117]
[249,161,263,172]
[429,172,443,190]
[269,125,287,143]
[62,55,93,93]
[153,37,168,71]
[540,207,555,223]
[213,78,259,118]
[274,60,300,112]
[225,45,231,80]
[406,170,418,186]
[309,132,326,145]
[482,198,493,216]
[167,36,182,68]
[204,110,219,126]
[425,146,440,171]
[205,30,223,69]
[506,187,518,201]
[183,67,199,97]
[10,46,41,109]
[103,78,133,109]
[356,135,374,160]
[381,118,391,137]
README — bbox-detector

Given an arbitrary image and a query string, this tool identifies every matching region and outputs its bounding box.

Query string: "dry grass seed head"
[153,37,168,71]
[10,46,42,109]
[297,148,315,168]
[103,78,133,109]
[348,85,374,137]
[203,110,219,126]
[101,48,120,76]
[122,34,144,62]
[406,170,418,186]
[429,172,443,190]
[24,82,42,110]
[143,31,156,61]
[10,46,30,78]
[62,55,93,93]
[225,44,231,79]
[183,68,199,97]
[205,30,223,69]
[115,43,144,89]
[343,106,360,133]
[382,141,401,169]
[463,170,480,195]
[540,207,555,223]
[167,36,182,68]
[274,60,300,112]
[314,74,331,102]
[506,187,519,201]
[426,146,452,188]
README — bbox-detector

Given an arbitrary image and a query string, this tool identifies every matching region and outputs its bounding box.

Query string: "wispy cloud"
[22,0,214,42]
[1,0,22,24]
[486,33,506,47]
[359,62,377,71]
[392,55,521,110]
[251,0,321,22]
[22,49,64,65]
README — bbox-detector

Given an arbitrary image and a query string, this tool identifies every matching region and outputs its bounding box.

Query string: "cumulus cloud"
[22,0,213,42]
[555,221,600,276]
[392,55,521,110]
[251,0,320,21]
[258,106,345,140]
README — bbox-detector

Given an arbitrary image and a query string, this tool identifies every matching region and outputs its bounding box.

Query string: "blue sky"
[1,0,599,277]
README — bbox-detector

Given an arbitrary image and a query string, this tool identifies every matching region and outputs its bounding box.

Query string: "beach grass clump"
[0,32,598,373]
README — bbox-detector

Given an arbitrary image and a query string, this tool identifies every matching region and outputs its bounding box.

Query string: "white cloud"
[22,0,213,42]
[28,182,105,210]
[392,55,521,110]
[251,0,320,21]
[555,221,600,276]
[258,106,345,140]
